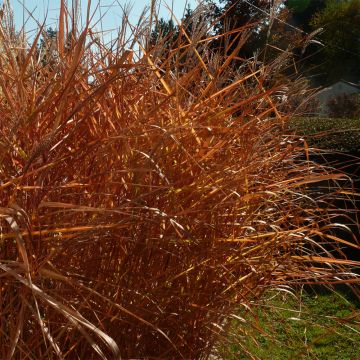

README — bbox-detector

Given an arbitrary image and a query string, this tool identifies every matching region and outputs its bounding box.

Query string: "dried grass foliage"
[0,2,358,359]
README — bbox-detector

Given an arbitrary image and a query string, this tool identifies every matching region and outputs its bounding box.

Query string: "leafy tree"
[37,27,58,66]
[208,0,275,57]
[286,0,311,13]
[150,5,211,48]
[310,0,360,83]
[149,5,213,75]
[150,18,177,47]
[216,0,273,29]
[205,0,300,63]
[286,0,327,31]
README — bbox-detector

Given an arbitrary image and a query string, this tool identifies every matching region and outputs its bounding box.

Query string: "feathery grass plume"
[0,1,358,358]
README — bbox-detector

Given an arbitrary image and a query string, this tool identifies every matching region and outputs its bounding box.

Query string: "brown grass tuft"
[0,2,358,358]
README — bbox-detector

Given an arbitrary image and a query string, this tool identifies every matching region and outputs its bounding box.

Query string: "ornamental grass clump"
[0,1,358,359]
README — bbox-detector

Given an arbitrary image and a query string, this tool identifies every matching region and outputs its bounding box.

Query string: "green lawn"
[289,117,360,153]
[221,289,360,359]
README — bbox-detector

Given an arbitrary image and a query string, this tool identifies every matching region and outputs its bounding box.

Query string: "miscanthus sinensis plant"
[0,1,358,358]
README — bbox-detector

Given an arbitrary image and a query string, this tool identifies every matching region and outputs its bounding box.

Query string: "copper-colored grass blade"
[7,298,25,360]
[58,0,65,57]
[0,222,127,240]
[19,23,45,78]
[0,263,121,359]
[168,6,214,81]
[291,256,359,266]
[204,69,262,103]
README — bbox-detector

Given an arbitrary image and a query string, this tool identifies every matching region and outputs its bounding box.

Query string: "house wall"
[316,81,360,114]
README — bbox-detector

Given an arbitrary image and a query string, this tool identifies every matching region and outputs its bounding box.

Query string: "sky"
[11,1,200,40]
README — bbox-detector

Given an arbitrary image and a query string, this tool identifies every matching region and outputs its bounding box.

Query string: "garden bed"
[290,117,360,153]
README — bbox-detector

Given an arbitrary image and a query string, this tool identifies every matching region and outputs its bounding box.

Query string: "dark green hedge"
[290,117,360,153]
